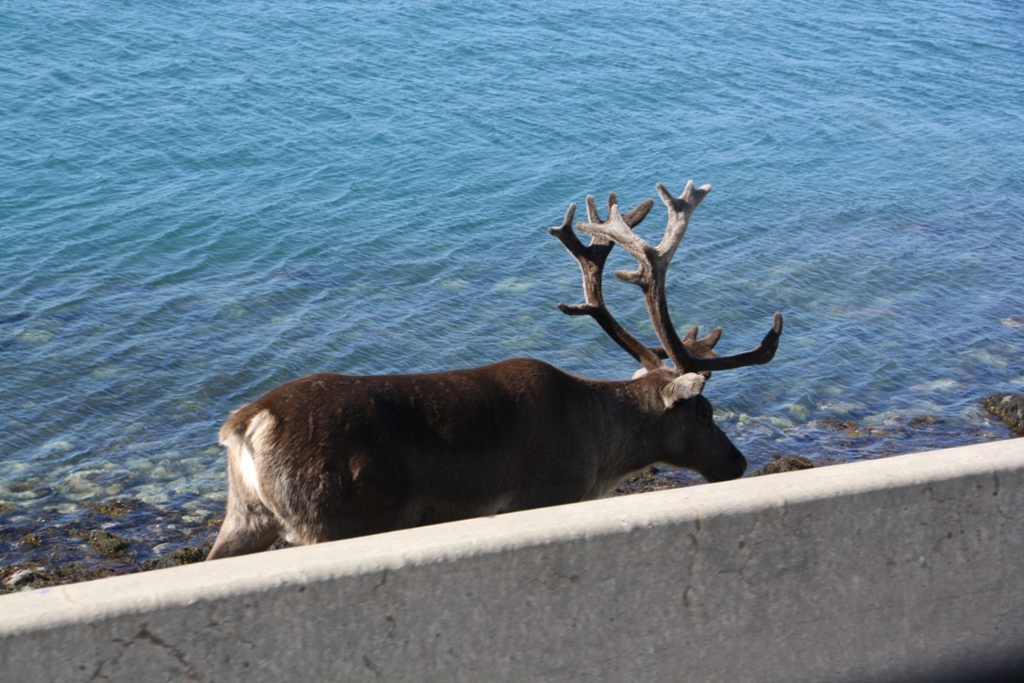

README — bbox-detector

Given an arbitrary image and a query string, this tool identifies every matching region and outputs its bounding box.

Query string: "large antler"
[548,193,664,371]
[576,181,783,375]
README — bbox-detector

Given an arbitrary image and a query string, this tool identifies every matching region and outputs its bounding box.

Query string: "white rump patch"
[240,446,261,496]
[239,410,276,500]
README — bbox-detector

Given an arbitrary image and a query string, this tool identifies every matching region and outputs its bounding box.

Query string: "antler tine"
[549,196,663,370]
[578,201,652,272]
[683,325,723,358]
[693,312,784,372]
[654,180,712,262]
[579,181,784,375]
[585,194,604,227]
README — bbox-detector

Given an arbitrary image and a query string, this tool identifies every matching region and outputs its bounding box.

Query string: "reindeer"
[206,181,783,560]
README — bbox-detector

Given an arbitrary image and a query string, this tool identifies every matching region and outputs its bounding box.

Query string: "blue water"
[2,1,1023,565]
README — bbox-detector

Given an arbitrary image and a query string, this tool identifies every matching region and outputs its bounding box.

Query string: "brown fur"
[208,181,782,560]
[207,359,746,559]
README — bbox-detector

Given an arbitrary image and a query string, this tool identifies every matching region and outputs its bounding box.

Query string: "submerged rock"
[819,419,887,439]
[0,561,121,594]
[85,498,143,518]
[613,465,703,495]
[2,567,50,590]
[18,533,42,547]
[52,562,116,585]
[86,529,130,557]
[984,393,1024,436]
[749,455,814,477]
[153,542,212,569]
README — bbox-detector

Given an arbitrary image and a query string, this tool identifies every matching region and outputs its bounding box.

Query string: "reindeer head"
[549,181,783,481]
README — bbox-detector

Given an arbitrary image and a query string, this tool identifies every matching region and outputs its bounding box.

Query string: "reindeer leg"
[206,489,281,560]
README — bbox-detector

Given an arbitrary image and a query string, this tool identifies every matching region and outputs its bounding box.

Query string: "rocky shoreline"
[983,393,1024,436]
[0,497,224,594]
[2,394,1021,595]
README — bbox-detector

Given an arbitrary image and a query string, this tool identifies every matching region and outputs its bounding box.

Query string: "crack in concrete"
[86,624,200,683]
[85,622,124,683]
[362,653,382,679]
[923,480,959,505]
[713,511,763,583]
[989,471,1017,523]
[372,568,388,593]
[133,626,201,682]
[548,570,581,584]
[791,510,816,538]
[57,584,87,608]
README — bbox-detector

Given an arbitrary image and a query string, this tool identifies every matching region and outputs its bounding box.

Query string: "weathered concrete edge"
[3,439,1010,630]
[1,438,1022,682]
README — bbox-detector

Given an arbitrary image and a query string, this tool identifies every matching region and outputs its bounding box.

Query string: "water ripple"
[1,0,1023,567]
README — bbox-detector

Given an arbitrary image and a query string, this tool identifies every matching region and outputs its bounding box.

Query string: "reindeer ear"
[632,367,649,379]
[660,373,706,407]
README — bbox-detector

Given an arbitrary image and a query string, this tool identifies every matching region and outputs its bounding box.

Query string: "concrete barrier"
[2,439,1023,682]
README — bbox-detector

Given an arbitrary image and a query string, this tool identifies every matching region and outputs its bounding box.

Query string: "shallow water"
[2,0,1023,569]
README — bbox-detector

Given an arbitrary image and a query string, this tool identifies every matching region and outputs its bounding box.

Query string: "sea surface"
[2,0,1023,570]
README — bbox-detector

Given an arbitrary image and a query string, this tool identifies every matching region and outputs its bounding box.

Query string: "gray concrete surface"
[1,439,1022,682]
